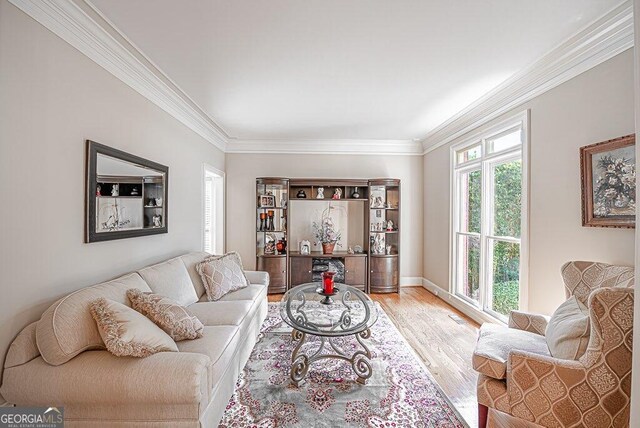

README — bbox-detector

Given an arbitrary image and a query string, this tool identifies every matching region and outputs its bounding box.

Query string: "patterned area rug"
[219,303,467,427]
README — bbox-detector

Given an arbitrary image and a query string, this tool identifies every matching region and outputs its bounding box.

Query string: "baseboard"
[400,277,423,287]
[421,278,501,326]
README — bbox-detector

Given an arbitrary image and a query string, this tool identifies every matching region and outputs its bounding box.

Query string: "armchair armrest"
[508,310,549,336]
[507,350,585,424]
[245,270,269,286]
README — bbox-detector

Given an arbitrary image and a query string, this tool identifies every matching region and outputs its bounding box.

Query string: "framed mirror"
[85,140,168,243]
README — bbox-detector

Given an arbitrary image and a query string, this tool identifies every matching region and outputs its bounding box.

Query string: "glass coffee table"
[279,283,378,386]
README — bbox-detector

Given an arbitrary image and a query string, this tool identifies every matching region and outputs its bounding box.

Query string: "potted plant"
[312,207,342,254]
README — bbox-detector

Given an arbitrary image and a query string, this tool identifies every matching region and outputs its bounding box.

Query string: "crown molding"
[9,0,633,157]
[9,0,229,152]
[421,0,634,154]
[226,138,424,155]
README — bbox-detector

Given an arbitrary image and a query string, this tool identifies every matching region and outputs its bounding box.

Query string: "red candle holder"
[322,271,335,294]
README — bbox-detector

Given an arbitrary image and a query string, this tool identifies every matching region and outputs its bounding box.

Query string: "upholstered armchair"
[472,261,634,428]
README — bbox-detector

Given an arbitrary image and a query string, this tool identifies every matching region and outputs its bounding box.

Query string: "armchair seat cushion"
[473,323,550,379]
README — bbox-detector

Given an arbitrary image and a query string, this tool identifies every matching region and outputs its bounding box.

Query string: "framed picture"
[369,185,386,208]
[580,134,635,228]
[259,195,276,208]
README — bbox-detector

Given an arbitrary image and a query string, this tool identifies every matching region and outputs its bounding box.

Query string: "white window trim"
[202,164,225,254]
[448,110,530,322]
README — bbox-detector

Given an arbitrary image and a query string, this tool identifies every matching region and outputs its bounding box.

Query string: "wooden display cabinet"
[256,177,400,294]
[256,178,289,294]
[368,179,400,293]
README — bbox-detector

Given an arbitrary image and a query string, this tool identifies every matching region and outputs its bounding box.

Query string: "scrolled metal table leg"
[290,329,309,386]
[353,329,373,384]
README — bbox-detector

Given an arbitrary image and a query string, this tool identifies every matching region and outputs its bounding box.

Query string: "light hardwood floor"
[268,286,481,427]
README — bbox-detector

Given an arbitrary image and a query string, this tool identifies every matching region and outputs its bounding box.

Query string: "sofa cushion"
[90,298,178,357]
[179,252,212,299]
[472,323,550,379]
[36,272,151,366]
[545,296,590,360]
[196,252,249,301]
[177,325,240,389]
[138,257,199,307]
[219,283,268,302]
[187,301,254,326]
[127,289,204,341]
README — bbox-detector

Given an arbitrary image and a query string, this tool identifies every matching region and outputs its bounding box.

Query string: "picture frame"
[580,134,635,228]
[259,195,276,208]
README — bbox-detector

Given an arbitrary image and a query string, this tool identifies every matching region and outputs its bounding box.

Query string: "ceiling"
[89,0,620,142]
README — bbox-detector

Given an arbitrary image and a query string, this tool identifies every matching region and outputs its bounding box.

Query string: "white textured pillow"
[545,296,590,360]
[137,257,199,307]
[90,298,178,357]
[196,252,250,301]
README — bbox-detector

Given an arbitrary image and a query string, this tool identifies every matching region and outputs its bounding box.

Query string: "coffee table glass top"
[279,283,378,337]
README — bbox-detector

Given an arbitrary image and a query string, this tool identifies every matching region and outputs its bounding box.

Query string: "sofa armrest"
[245,270,269,286]
[1,351,211,406]
[508,310,549,336]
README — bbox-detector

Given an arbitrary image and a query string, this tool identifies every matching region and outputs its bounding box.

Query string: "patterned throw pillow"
[196,252,250,301]
[126,289,204,341]
[89,297,178,357]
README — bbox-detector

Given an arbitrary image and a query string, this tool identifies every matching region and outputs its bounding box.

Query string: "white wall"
[0,1,224,383]
[225,154,424,278]
[424,49,636,315]
[630,0,639,421]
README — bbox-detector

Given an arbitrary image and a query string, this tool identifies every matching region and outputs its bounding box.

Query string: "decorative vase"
[259,213,267,231]
[322,241,336,254]
[267,211,275,231]
[321,271,336,294]
[351,187,360,199]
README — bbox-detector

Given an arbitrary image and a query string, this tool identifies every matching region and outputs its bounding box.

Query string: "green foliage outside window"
[464,161,522,316]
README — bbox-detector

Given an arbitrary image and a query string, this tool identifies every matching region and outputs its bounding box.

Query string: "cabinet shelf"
[370,230,398,234]
[288,251,368,258]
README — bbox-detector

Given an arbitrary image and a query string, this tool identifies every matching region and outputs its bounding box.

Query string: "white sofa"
[0,252,269,427]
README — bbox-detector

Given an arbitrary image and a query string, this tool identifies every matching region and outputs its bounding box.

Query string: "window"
[451,116,528,321]
[203,165,224,254]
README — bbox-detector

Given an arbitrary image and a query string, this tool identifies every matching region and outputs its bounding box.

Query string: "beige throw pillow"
[196,252,250,301]
[89,297,178,357]
[545,296,590,360]
[126,289,204,341]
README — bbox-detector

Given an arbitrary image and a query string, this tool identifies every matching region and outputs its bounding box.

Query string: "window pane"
[204,178,213,253]
[489,240,520,317]
[457,234,481,304]
[457,145,481,164]
[489,129,521,153]
[460,170,481,233]
[493,159,522,238]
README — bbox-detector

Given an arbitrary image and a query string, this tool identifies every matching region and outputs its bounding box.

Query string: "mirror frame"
[85,140,169,243]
